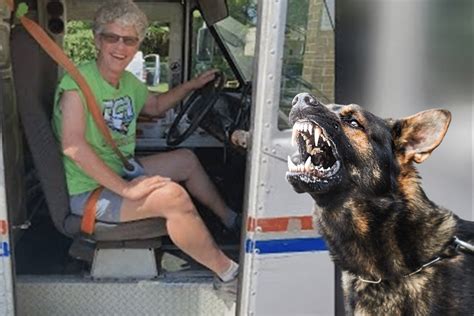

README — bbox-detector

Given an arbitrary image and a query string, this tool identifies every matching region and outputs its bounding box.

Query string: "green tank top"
[52,61,149,195]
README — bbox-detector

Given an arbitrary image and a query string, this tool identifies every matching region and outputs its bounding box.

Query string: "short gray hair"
[93,0,148,41]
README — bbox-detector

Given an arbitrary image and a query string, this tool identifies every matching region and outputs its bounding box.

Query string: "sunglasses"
[100,32,139,47]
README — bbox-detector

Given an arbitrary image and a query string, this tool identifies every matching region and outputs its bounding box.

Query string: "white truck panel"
[252,252,334,316]
[0,131,15,316]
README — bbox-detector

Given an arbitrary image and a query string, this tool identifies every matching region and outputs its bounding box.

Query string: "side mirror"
[144,54,160,86]
[196,27,214,62]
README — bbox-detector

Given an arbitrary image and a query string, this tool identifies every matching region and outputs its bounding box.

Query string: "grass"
[148,83,169,93]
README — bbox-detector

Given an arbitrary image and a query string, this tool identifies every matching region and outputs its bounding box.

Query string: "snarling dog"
[286,93,474,315]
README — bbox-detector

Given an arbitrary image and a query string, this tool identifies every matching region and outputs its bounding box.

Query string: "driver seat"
[12,30,167,279]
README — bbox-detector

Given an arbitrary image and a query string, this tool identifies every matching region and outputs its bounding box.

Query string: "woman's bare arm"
[141,69,218,117]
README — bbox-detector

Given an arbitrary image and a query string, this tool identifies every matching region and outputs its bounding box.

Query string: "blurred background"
[335,0,473,220]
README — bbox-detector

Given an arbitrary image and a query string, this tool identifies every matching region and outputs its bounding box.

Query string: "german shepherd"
[286,93,474,315]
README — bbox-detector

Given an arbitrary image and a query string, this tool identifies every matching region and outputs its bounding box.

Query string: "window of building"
[278,0,335,129]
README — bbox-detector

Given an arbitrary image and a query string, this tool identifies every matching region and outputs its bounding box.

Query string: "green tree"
[63,21,96,65]
[141,22,170,58]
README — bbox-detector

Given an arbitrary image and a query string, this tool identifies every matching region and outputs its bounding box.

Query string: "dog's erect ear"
[395,109,451,164]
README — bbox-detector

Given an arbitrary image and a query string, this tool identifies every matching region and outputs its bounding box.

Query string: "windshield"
[213,0,257,82]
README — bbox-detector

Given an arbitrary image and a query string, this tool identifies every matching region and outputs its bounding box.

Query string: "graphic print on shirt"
[103,96,135,135]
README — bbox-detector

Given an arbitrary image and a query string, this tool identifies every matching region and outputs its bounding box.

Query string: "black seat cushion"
[65,215,167,241]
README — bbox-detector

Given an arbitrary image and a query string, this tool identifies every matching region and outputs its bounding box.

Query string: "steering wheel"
[166,72,225,146]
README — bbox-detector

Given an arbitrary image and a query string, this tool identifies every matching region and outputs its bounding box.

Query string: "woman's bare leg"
[139,149,233,223]
[119,181,231,275]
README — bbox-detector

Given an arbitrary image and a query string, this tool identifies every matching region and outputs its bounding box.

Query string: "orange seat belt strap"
[81,187,104,236]
[13,3,132,170]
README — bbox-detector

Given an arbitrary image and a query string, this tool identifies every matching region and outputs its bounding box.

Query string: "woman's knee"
[149,182,195,213]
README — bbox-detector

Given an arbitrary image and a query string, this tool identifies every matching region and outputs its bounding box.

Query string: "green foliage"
[227,0,257,25]
[63,21,96,65]
[141,23,170,58]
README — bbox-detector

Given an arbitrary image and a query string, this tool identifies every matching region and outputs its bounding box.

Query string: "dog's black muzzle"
[286,93,344,195]
[289,93,326,124]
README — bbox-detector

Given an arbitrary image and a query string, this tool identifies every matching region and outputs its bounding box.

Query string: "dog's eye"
[340,115,364,130]
[349,119,361,128]
[341,115,364,129]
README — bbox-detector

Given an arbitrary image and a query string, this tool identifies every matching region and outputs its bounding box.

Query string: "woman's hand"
[122,175,171,200]
[189,69,220,90]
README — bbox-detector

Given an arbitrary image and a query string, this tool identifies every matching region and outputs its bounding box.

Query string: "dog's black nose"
[291,93,320,108]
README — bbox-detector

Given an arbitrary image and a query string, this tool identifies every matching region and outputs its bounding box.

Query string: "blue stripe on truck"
[245,237,328,254]
[0,242,10,257]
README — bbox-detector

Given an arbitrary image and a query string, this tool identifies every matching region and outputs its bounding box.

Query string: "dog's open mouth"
[287,120,340,183]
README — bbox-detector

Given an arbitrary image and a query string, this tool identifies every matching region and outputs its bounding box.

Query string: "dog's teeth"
[288,156,296,171]
[308,124,313,135]
[304,156,312,171]
[314,127,321,146]
[297,122,304,132]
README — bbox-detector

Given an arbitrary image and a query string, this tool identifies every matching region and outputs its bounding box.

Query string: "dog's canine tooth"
[287,155,297,171]
[314,127,321,146]
[304,156,312,171]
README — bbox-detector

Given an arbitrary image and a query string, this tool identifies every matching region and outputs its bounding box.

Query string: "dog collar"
[454,236,474,253]
[357,236,473,284]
